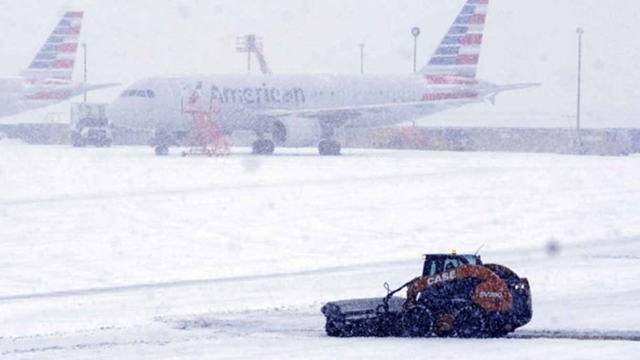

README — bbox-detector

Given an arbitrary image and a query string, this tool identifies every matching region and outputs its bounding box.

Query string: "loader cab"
[421,254,482,277]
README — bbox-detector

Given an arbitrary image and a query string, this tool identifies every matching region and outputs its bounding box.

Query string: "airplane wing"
[262,100,437,119]
[261,83,539,120]
[71,83,121,97]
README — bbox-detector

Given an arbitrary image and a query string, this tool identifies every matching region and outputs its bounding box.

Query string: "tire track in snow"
[4,313,639,358]
[0,259,413,303]
[0,167,493,207]
[509,329,640,342]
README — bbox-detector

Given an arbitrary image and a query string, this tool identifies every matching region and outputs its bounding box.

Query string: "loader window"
[444,259,460,271]
[425,260,437,276]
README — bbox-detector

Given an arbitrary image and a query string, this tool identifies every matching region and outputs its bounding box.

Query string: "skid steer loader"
[321,251,532,338]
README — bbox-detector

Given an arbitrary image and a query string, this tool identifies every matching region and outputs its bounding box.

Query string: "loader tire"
[454,305,486,338]
[401,305,433,337]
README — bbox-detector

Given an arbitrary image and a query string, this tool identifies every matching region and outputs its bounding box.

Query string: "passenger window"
[146,90,155,98]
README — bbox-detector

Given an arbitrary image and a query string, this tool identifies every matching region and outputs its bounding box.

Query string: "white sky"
[0,0,639,128]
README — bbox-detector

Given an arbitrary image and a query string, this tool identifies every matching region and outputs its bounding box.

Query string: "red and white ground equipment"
[180,85,229,157]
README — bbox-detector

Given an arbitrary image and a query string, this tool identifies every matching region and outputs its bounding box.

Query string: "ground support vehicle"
[321,252,532,338]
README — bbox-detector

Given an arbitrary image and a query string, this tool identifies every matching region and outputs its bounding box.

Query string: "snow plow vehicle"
[321,252,532,338]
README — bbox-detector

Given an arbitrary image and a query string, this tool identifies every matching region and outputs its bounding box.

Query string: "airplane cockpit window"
[146,90,155,98]
[136,90,147,98]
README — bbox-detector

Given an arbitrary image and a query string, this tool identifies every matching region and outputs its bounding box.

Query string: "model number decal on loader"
[479,291,503,298]
[427,270,457,286]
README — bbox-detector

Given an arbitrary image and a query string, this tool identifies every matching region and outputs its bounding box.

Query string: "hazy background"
[0,0,639,128]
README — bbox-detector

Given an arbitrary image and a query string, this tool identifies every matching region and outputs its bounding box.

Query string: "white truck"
[70,102,112,147]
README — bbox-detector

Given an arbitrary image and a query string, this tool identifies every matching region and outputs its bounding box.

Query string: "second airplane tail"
[20,11,84,84]
[419,0,488,82]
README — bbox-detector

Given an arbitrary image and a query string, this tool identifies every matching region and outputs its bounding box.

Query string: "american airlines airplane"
[0,11,117,118]
[109,0,536,156]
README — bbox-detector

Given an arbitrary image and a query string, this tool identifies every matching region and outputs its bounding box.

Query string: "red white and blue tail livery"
[21,11,84,84]
[109,0,538,156]
[0,11,118,118]
[422,0,488,81]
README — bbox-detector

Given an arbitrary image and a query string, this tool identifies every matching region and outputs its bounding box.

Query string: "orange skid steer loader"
[321,252,532,338]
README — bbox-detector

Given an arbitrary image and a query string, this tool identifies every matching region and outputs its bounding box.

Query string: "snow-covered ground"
[1,142,639,359]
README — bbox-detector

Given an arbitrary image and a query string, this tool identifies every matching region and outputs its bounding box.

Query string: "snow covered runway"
[1,143,639,359]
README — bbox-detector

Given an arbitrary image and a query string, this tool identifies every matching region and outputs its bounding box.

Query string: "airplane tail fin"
[20,11,84,84]
[419,0,488,83]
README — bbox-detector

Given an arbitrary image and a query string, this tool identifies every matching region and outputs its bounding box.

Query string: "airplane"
[109,0,537,156]
[0,11,118,118]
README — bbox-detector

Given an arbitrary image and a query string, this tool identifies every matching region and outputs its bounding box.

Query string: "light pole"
[411,27,421,73]
[575,28,584,153]
[359,43,364,74]
[576,28,583,132]
[82,43,87,102]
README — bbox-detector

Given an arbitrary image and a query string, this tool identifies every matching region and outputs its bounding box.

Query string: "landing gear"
[154,145,169,156]
[252,139,275,155]
[317,120,341,156]
[318,139,341,156]
[72,139,85,147]
[150,129,180,156]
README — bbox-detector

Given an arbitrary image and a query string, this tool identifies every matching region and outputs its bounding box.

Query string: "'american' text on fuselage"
[210,84,306,105]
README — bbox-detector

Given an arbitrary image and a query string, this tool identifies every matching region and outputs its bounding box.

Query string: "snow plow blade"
[321,297,406,337]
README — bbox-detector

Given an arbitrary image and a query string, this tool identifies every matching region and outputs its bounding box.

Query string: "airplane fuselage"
[109,74,480,137]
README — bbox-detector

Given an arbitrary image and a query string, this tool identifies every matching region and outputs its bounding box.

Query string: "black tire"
[484,312,509,338]
[487,328,509,338]
[252,139,275,155]
[318,140,341,156]
[401,305,433,337]
[454,305,486,338]
[155,145,169,156]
